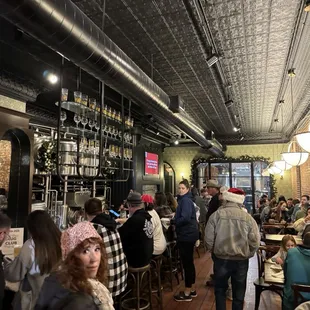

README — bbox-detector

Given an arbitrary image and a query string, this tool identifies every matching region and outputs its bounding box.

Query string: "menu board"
[0,227,24,259]
[145,152,159,175]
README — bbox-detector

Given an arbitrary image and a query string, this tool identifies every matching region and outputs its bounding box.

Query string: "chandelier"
[267,163,282,175]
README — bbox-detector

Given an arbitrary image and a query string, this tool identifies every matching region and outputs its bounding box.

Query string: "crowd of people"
[0,182,309,310]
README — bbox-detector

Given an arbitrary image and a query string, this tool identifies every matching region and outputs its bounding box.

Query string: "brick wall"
[0,141,12,192]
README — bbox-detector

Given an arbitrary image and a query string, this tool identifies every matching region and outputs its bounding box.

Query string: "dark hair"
[261,194,268,199]
[292,199,300,205]
[27,211,62,275]
[144,202,155,211]
[302,195,310,201]
[154,192,167,207]
[303,232,310,247]
[0,212,11,229]
[179,179,190,189]
[0,188,6,196]
[287,198,293,201]
[260,198,267,205]
[278,195,286,203]
[55,238,107,295]
[84,198,102,216]
[165,192,177,212]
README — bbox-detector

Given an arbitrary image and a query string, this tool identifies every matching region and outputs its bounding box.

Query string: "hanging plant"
[189,155,277,197]
[35,141,57,173]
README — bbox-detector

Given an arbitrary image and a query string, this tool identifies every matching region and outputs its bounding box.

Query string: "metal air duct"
[0,0,223,157]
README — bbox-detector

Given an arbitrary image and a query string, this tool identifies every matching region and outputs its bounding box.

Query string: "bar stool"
[121,264,152,310]
[150,255,163,310]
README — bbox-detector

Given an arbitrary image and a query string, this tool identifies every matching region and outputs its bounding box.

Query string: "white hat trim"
[221,190,245,205]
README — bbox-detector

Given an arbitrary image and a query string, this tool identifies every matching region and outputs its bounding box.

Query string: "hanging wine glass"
[60,111,67,128]
[81,116,88,131]
[88,119,95,131]
[95,121,100,133]
[113,127,118,139]
[74,114,81,128]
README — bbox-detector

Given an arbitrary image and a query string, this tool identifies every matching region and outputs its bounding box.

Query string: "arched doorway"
[1,128,32,227]
[164,162,176,196]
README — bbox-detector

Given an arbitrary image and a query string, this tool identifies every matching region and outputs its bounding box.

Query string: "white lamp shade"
[273,160,292,171]
[281,152,309,166]
[296,132,310,152]
[267,163,282,175]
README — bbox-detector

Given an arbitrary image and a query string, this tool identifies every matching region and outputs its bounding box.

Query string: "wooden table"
[265,234,302,245]
[264,261,284,285]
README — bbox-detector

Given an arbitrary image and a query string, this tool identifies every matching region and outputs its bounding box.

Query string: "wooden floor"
[158,248,282,310]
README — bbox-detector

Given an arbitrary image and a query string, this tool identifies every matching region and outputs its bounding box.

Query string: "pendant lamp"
[281,69,309,166]
[267,163,282,175]
[295,124,310,152]
[273,160,292,171]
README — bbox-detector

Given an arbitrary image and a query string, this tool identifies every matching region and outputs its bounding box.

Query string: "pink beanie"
[61,221,101,259]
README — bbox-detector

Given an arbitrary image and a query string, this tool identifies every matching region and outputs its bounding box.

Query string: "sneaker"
[174,292,192,302]
[226,288,233,301]
[190,290,198,298]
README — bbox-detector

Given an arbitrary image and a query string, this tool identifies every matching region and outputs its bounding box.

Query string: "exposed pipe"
[0,0,223,157]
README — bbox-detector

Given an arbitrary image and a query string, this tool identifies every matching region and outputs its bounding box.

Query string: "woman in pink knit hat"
[35,221,114,310]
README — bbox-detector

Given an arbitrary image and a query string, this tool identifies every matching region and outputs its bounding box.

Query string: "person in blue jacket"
[174,179,199,302]
[283,232,310,310]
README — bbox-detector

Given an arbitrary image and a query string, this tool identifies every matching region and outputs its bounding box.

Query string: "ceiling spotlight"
[233,126,240,132]
[305,0,310,11]
[43,70,59,84]
[288,68,296,77]
[240,135,244,141]
[174,139,179,145]
[206,54,219,67]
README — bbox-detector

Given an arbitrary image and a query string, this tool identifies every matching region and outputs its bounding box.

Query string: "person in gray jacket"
[205,187,260,310]
[4,211,62,310]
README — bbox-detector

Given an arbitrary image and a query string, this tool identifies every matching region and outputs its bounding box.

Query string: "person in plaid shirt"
[84,198,128,299]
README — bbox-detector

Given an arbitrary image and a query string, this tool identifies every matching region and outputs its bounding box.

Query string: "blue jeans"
[213,255,249,310]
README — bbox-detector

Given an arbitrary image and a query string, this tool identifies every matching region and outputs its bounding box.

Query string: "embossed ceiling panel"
[71,0,308,144]
[204,0,300,137]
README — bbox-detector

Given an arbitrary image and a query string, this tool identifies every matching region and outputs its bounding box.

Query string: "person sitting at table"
[260,198,271,224]
[271,234,296,266]
[283,232,310,310]
[142,194,166,256]
[292,195,309,222]
[294,206,310,237]
[154,192,174,219]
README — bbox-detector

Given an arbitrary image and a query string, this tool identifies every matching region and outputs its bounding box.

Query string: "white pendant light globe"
[273,160,292,171]
[281,152,309,166]
[281,141,309,167]
[267,163,282,175]
[296,132,310,153]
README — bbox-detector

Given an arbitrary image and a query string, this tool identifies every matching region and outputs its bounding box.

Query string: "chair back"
[262,224,285,236]
[256,245,280,278]
[292,284,310,308]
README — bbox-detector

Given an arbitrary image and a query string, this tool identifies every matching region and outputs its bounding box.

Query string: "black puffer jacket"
[35,275,99,310]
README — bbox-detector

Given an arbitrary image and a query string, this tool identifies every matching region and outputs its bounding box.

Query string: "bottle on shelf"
[116,111,121,123]
[107,106,112,119]
[103,104,108,117]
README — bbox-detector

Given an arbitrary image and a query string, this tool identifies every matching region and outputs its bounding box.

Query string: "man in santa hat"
[205,187,260,310]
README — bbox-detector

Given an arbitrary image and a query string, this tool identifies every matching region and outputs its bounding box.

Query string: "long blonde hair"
[281,234,296,252]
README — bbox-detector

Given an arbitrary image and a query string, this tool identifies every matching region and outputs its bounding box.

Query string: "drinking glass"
[60,111,67,127]
[74,91,82,104]
[89,98,96,110]
[81,116,88,131]
[61,88,68,102]
[82,94,88,106]
[88,119,95,131]
[74,114,81,128]
[95,121,100,133]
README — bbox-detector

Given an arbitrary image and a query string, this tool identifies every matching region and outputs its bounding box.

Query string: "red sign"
[145,152,159,175]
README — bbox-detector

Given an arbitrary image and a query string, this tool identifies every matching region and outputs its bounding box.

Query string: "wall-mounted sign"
[0,227,24,260]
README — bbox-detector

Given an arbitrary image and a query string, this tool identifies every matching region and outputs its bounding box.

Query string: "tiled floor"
[160,249,282,310]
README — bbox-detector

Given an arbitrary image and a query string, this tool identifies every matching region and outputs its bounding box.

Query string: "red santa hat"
[221,187,245,205]
[141,194,154,204]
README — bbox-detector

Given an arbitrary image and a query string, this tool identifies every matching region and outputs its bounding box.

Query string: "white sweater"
[148,209,167,255]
